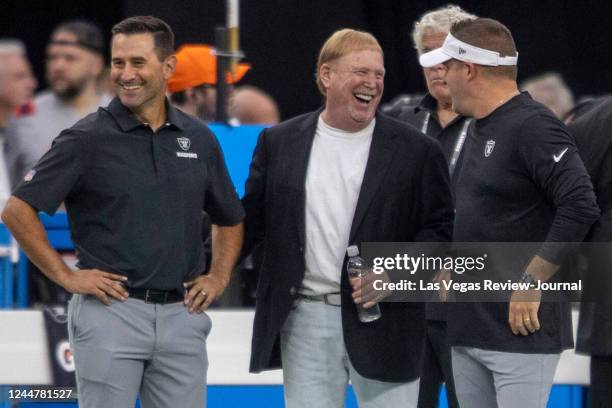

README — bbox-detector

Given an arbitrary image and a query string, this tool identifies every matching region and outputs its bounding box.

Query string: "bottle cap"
[347,245,359,257]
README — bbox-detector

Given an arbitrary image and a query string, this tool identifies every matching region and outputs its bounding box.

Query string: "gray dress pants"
[68,294,211,408]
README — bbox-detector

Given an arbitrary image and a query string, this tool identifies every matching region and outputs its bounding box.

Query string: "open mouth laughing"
[354,92,376,105]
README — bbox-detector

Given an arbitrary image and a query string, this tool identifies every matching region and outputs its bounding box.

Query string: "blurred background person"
[520,72,575,120]
[563,95,610,124]
[168,44,251,308]
[226,85,280,307]
[11,19,111,183]
[569,97,612,407]
[168,43,250,122]
[0,39,36,208]
[229,85,280,125]
[169,44,268,308]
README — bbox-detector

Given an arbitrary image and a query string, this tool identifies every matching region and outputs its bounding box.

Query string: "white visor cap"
[419,33,518,67]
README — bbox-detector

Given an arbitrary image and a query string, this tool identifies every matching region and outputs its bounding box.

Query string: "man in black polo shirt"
[1,16,244,408]
[419,18,599,407]
[393,5,475,188]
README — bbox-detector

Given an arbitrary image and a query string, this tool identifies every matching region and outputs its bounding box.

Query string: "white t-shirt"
[300,116,374,296]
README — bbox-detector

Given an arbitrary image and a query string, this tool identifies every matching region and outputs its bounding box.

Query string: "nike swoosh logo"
[553,147,569,163]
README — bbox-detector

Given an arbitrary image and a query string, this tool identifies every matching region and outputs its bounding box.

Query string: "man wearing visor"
[419,18,599,408]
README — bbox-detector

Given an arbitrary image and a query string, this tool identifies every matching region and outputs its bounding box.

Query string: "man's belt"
[130,288,184,304]
[298,292,342,306]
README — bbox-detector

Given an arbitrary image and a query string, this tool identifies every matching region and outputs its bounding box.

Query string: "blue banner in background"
[209,124,264,198]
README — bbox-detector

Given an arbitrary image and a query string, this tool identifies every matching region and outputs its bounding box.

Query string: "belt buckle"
[323,293,341,306]
[144,289,169,304]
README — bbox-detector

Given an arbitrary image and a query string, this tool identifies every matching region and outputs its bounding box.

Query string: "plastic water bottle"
[347,245,381,323]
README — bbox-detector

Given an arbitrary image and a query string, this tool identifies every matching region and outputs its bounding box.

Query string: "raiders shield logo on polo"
[177,137,191,151]
[484,140,496,157]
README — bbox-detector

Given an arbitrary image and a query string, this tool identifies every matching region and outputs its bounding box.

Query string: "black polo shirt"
[448,93,600,353]
[395,93,471,187]
[13,98,244,290]
[394,93,472,321]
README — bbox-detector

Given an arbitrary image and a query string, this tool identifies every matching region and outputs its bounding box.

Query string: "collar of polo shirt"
[419,33,518,68]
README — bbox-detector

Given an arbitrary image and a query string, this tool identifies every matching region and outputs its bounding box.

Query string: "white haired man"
[392,6,476,408]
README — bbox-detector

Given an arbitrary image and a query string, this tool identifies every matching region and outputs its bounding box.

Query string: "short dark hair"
[451,18,517,80]
[53,19,105,55]
[111,16,174,61]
